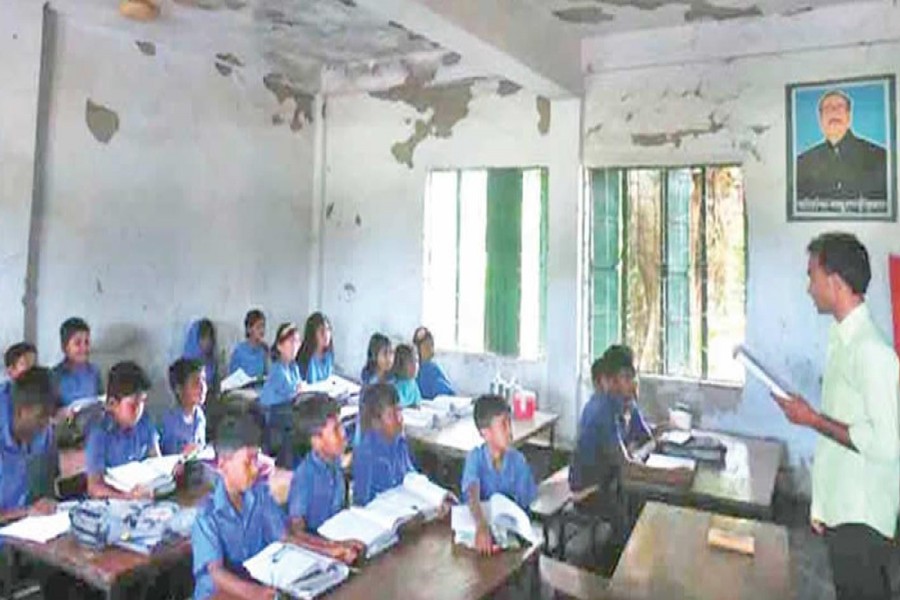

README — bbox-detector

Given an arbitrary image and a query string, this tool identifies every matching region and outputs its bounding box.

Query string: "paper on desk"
[221,368,258,393]
[0,511,71,543]
[303,375,361,398]
[660,430,693,446]
[733,345,792,399]
[645,454,696,471]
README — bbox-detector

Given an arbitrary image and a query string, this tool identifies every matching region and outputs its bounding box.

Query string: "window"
[588,166,746,382]
[423,168,548,359]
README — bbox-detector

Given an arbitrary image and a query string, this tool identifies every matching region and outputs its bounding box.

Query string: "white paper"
[645,453,697,471]
[221,368,257,393]
[733,345,792,399]
[660,430,693,446]
[0,511,71,543]
[303,375,361,398]
[244,542,322,588]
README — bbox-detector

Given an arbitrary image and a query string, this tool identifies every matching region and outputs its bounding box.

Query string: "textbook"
[318,473,451,558]
[303,375,361,399]
[733,344,793,399]
[104,455,182,496]
[244,542,349,599]
[451,493,539,550]
[220,368,260,393]
[0,511,71,543]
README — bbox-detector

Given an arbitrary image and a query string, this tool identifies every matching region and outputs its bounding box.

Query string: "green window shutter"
[539,168,549,354]
[665,169,692,375]
[485,169,523,356]
[591,169,621,359]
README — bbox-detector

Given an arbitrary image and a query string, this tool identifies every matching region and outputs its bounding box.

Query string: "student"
[412,326,455,399]
[352,383,416,505]
[191,412,285,600]
[258,322,304,468]
[183,318,219,395]
[461,395,537,555]
[288,395,365,561]
[392,344,422,408]
[228,309,268,379]
[160,358,208,456]
[0,367,59,525]
[1,342,37,422]
[297,312,335,384]
[360,333,394,385]
[52,317,103,408]
[85,361,160,499]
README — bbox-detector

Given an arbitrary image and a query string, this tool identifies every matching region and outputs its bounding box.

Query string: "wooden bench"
[531,466,599,559]
[540,555,610,599]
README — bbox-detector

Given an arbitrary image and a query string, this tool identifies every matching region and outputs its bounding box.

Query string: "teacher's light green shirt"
[811,303,900,539]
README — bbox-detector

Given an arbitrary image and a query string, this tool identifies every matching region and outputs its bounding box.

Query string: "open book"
[104,455,182,495]
[318,473,450,557]
[733,344,793,399]
[0,511,71,543]
[220,368,262,394]
[451,493,539,550]
[244,542,349,599]
[303,375,361,399]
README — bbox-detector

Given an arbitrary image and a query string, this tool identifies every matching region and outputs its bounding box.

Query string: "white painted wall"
[25,16,315,407]
[318,83,584,442]
[583,1,900,493]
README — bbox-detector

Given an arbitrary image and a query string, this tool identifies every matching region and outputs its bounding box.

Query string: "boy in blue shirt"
[51,317,103,409]
[85,361,160,499]
[288,395,364,561]
[352,383,417,505]
[160,358,208,455]
[1,343,37,424]
[462,395,537,555]
[0,367,58,525]
[228,309,268,380]
[412,327,455,399]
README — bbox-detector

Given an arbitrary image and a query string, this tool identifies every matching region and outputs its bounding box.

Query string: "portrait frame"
[785,74,897,222]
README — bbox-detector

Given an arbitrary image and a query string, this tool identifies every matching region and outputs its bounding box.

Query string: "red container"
[512,390,536,420]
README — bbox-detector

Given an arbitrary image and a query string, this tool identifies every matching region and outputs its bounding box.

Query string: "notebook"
[0,511,71,543]
[451,493,539,549]
[104,455,182,495]
[244,542,349,599]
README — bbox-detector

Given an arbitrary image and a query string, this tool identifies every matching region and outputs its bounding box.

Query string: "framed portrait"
[786,74,897,221]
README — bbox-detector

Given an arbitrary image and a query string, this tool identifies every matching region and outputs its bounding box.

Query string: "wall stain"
[738,139,762,162]
[536,96,551,135]
[497,79,522,97]
[96,279,103,294]
[370,72,475,168]
[215,63,233,77]
[173,0,246,10]
[216,52,243,67]
[263,73,314,131]
[272,114,285,125]
[554,7,614,23]
[387,21,441,49]
[560,0,763,23]
[441,52,462,67]
[85,99,120,144]
[325,203,335,219]
[586,123,604,138]
[354,214,362,227]
[631,113,723,148]
[135,40,156,56]
[751,124,771,135]
[342,283,357,302]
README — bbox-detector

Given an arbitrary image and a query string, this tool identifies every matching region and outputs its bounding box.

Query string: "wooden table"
[406,411,559,460]
[211,520,538,600]
[605,502,790,600]
[3,486,211,600]
[623,431,783,519]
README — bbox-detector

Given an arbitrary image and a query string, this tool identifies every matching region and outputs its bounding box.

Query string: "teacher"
[774,232,899,600]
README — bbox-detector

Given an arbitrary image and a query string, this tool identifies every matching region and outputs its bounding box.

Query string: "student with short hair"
[0,367,59,525]
[412,327,455,399]
[183,319,219,396]
[352,384,416,506]
[297,312,335,384]
[52,317,103,408]
[258,322,304,468]
[228,309,269,379]
[1,342,37,423]
[160,358,208,456]
[288,395,365,561]
[392,344,422,408]
[360,334,394,385]
[85,361,160,499]
[462,395,537,555]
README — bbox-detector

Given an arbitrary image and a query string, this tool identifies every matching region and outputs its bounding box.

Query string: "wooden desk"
[605,502,790,600]
[4,486,211,600]
[623,431,783,519]
[407,411,559,460]
[211,521,538,600]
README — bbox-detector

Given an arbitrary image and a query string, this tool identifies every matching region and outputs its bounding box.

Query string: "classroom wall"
[582,1,900,494]
[14,14,316,407]
[316,81,584,443]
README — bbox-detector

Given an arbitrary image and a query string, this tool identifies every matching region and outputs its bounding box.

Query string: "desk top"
[607,502,790,600]
[407,411,558,459]
[623,431,783,518]
[212,520,537,600]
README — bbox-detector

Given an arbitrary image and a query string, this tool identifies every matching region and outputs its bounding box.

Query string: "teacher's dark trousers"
[825,524,893,600]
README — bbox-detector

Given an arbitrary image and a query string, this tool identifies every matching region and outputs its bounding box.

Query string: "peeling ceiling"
[529,0,870,33]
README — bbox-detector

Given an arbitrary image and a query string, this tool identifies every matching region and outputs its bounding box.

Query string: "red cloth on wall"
[890,254,900,356]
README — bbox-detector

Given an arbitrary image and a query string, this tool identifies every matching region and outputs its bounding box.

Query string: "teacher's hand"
[772,393,819,427]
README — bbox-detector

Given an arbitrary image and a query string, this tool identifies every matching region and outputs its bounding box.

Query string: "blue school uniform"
[85,412,160,475]
[393,377,422,408]
[192,479,287,600]
[258,361,302,408]
[228,341,268,380]
[287,450,345,531]
[159,405,207,455]
[0,381,11,426]
[461,443,537,509]
[183,321,219,391]
[352,429,416,506]
[569,392,651,492]
[416,360,455,400]
[0,408,57,516]
[52,361,102,407]
[302,351,334,384]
